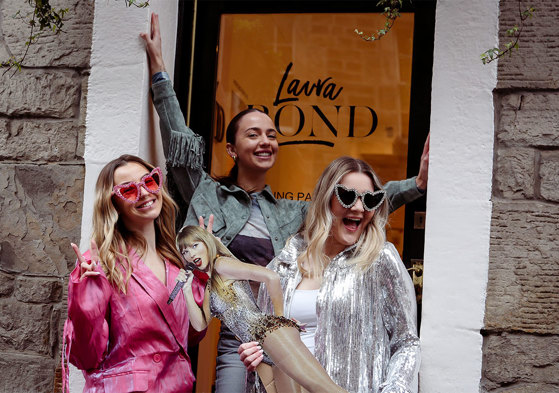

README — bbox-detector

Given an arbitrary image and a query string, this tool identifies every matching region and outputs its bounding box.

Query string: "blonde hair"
[298,156,389,278]
[176,226,235,298]
[92,154,183,293]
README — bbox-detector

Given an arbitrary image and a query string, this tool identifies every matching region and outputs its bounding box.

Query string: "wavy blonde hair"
[298,156,389,278]
[176,225,235,299]
[92,154,183,293]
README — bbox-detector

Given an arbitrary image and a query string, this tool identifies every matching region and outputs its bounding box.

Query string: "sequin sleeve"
[151,79,208,213]
[378,243,420,393]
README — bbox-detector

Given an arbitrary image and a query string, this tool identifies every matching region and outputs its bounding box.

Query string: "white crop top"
[290,289,319,355]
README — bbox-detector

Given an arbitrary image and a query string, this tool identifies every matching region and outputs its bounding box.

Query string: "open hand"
[139,13,165,75]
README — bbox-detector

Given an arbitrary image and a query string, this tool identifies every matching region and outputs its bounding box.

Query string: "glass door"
[211,12,415,252]
[175,2,435,391]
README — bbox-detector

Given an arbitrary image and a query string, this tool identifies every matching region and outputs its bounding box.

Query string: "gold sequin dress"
[210,280,300,365]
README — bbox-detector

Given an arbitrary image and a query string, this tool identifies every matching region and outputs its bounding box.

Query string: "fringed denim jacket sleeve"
[151,79,208,210]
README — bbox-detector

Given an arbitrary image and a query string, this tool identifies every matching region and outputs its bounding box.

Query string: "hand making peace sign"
[71,241,101,281]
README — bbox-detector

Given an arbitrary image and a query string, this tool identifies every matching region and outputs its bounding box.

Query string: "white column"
[420,1,499,392]
[71,1,178,391]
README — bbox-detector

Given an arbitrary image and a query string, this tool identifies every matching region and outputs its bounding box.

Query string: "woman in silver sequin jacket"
[242,157,420,393]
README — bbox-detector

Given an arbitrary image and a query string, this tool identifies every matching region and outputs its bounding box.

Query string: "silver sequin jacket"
[257,234,420,393]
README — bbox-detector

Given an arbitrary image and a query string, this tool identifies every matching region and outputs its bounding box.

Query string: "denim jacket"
[151,80,423,254]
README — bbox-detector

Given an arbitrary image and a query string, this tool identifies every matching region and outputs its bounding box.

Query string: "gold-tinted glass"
[211,13,414,252]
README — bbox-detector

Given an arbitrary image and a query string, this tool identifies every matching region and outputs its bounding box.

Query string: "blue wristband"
[152,71,170,85]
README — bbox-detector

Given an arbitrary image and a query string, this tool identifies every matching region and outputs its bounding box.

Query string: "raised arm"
[140,13,208,213]
[384,133,429,213]
[215,257,284,316]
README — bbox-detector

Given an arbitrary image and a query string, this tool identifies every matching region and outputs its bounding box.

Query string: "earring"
[232,155,237,162]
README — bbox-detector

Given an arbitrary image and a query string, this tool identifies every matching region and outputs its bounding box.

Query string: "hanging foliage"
[357,0,535,66]
[1,0,150,73]
[480,2,535,64]
[355,0,403,42]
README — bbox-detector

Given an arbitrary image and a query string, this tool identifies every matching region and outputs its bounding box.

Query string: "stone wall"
[482,0,559,391]
[0,0,93,391]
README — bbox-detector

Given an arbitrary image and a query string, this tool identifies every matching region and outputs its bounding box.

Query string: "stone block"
[481,332,559,391]
[0,70,81,117]
[483,385,559,393]
[497,93,559,147]
[485,201,559,334]
[0,271,14,297]
[0,164,84,276]
[497,0,559,89]
[484,385,559,393]
[0,0,93,68]
[0,119,8,135]
[0,299,53,356]
[0,119,81,162]
[15,277,63,303]
[51,303,63,362]
[0,40,9,62]
[540,151,559,203]
[0,351,54,393]
[494,147,536,199]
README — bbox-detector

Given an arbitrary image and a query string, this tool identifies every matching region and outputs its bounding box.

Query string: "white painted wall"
[420,1,498,392]
[70,1,179,391]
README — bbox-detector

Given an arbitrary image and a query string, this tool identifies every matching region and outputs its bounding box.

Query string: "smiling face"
[180,241,210,272]
[326,172,376,258]
[226,111,279,175]
[112,162,163,229]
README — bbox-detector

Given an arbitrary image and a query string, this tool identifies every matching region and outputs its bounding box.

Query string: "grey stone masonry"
[540,151,559,203]
[0,0,93,391]
[497,93,559,148]
[481,333,559,392]
[0,352,57,393]
[497,0,559,90]
[485,201,559,334]
[1,0,93,68]
[483,0,559,392]
[0,70,82,117]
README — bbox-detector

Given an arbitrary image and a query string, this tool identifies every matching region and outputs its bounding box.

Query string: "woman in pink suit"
[62,154,206,392]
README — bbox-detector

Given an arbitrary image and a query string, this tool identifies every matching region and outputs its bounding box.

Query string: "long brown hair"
[92,154,183,293]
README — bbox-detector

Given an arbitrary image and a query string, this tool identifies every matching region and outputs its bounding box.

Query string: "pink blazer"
[62,248,205,393]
